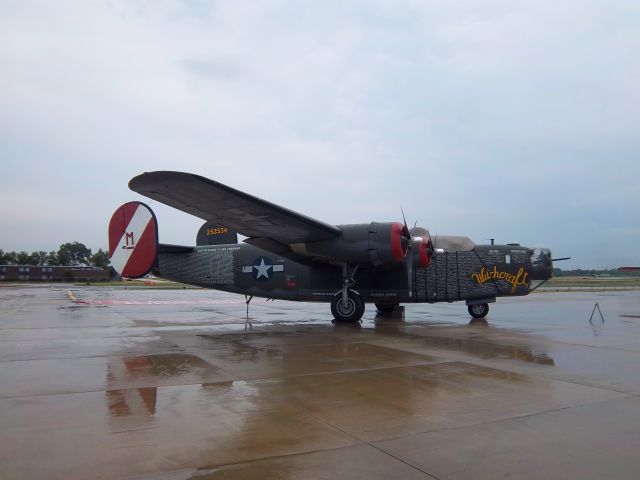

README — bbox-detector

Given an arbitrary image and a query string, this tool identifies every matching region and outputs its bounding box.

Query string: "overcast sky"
[1,1,638,269]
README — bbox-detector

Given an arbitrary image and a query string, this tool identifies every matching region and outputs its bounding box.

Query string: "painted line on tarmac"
[66,290,89,305]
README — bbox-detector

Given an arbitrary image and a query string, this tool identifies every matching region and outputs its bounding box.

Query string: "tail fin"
[108,201,158,278]
[196,221,238,246]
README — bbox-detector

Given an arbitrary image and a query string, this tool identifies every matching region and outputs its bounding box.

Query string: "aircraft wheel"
[468,303,489,319]
[331,291,365,322]
[375,303,397,313]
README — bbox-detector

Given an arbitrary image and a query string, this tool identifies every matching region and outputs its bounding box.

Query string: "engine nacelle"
[290,222,409,267]
[411,236,432,268]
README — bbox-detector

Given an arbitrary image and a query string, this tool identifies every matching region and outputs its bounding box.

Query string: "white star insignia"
[253,258,272,279]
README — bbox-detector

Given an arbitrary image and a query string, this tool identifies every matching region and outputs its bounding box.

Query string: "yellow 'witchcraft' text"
[471,266,529,294]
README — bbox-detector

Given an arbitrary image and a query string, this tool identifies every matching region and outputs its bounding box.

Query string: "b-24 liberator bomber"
[108,171,556,322]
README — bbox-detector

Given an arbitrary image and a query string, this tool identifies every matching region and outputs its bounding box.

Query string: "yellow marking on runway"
[67,290,78,303]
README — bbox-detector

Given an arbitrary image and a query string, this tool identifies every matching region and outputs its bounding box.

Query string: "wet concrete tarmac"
[1,285,639,479]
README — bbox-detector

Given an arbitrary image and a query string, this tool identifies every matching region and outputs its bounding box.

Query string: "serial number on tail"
[207,227,229,235]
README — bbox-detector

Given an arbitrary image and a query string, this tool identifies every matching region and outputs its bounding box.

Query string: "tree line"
[0,242,109,269]
[553,268,635,277]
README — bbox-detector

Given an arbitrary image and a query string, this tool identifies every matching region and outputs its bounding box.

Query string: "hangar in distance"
[108,171,558,322]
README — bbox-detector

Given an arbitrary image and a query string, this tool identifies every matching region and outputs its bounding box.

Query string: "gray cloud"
[1,0,638,268]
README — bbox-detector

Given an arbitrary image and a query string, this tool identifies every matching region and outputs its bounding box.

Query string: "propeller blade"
[427,230,434,255]
[400,206,408,228]
[399,207,412,255]
[406,243,414,297]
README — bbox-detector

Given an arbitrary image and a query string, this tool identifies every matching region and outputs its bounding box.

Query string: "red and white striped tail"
[108,202,158,278]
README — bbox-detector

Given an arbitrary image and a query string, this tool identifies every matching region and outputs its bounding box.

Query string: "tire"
[375,303,397,313]
[468,303,489,318]
[331,291,365,322]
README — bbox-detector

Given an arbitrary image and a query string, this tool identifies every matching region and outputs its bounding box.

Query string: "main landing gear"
[331,290,365,323]
[331,264,365,323]
[375,303,399,313]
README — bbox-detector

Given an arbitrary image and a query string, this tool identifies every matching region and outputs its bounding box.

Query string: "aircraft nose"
[531,247,553,280]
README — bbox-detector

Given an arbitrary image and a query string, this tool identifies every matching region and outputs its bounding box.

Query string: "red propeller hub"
[418,237,432,268]
[391,222,409,261]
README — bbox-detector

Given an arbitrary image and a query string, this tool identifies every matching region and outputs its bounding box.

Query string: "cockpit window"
[531,248,552,268]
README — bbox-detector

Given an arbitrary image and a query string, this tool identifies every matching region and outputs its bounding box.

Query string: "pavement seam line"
[369,393,638,444]
[298,407,442,480]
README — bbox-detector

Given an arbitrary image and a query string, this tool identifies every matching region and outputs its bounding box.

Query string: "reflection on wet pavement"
[413,331,554,364]
[1,286,639,479]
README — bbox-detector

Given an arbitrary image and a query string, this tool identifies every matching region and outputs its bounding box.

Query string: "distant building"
[0,265,110,282]
[618,267,640,272]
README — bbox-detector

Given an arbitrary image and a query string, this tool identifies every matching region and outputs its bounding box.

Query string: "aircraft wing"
[129,171,341,244]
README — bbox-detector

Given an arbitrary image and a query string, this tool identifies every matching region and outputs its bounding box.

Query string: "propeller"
[401,206,414,297]
[400,208,437,297]
[426,229,435,259]
[409,226,436,266]
[400,206,412,253]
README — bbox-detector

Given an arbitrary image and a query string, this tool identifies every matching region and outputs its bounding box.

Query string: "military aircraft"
[108,171,556,322]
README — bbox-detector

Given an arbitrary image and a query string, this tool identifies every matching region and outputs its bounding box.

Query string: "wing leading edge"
[129,171,341,245]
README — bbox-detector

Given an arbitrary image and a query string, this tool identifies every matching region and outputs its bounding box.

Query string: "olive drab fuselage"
[153,242,553,305]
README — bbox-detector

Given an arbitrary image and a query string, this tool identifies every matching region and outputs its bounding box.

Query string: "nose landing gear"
[468,303,490,319]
